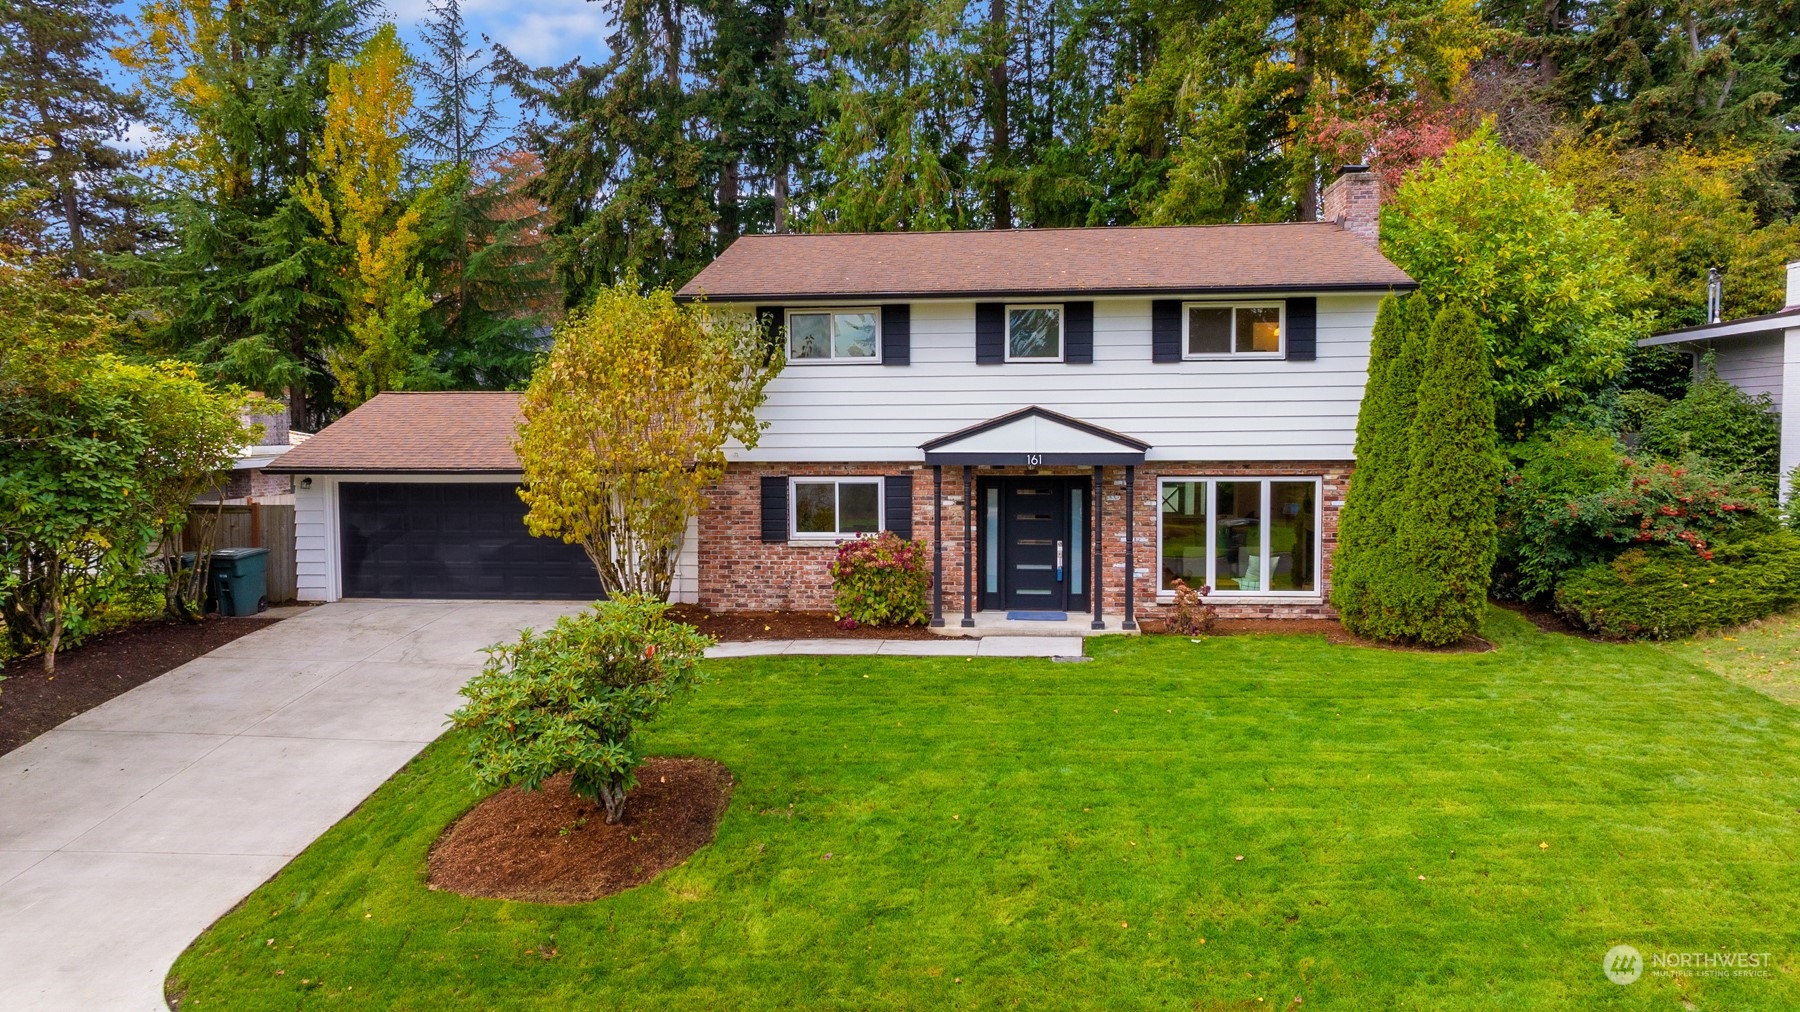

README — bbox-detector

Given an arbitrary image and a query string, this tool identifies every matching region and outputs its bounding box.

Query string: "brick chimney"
[1321,165,1381,246]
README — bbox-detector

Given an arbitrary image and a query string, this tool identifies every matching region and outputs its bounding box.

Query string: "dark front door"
[339,482,606,600]
[1003,480,1069,611]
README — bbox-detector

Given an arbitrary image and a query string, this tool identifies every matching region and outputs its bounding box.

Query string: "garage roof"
[263,392,524,474]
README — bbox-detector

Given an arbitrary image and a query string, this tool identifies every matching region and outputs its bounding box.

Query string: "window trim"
[1154,475,1323,600]
[1181,301,1286,359]
[789,476,886,541]
[1003,303,1065,363]
[784,307,883,365]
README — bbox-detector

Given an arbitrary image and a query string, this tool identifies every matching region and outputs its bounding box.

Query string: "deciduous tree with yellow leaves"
[299,23,441,407]
[516,285,782,599]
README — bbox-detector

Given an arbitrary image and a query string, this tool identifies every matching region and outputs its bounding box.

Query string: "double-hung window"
[1183,302,1284,357]
[786,308,880,362]
[791,477,883,539]
[1158,477,1320,595]
[1006,305,1063,361]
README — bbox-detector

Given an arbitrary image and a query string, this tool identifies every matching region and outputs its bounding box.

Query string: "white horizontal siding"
[672,515,699,604]
[730,293,1379,462]
[293,479,331,601]
[1700,334,1784,410]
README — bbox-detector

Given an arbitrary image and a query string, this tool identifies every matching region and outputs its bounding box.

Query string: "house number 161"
[1025,454,1042,465]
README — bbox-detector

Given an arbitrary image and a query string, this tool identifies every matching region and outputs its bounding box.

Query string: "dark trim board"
[925,451,1145,466]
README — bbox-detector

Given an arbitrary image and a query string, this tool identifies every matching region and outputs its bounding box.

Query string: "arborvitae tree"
[0,0,147,275]
[1333,293,1429,631]
[1375,302,1501,645]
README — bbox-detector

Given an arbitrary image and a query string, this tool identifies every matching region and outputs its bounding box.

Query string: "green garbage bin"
[210,547,270,616]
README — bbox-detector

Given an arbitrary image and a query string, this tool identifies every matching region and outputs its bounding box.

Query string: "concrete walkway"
[0,600,582,1012]
[704,636,1085,658]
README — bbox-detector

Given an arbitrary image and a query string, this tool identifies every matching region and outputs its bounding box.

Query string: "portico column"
[930,464,945,627]
[961,467,975,627]
[1123,464,1138,631]
[1091,465,1105,630]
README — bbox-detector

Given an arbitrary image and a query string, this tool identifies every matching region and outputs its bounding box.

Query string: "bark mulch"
[428,757,735,905]
[0,614,284,756]
[668,605,939,641]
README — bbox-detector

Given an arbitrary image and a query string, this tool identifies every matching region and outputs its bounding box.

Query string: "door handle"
[1055,540,1064,582]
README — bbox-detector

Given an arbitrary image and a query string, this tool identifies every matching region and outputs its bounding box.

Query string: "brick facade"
[698,460,1350,623]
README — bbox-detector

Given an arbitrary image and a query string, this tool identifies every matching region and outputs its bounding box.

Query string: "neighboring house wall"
[700,460,1349,620]
[1696,334,1785,409]
[1785,328,1800,501]
[293,473,699,603]
[732,293,1383,463]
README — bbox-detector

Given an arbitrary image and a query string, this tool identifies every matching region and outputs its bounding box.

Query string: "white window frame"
[1154,476,1323,600]
[784,307,883,365]
[1181,301,1286,359]
[1004,303,1065,363]
[789,476,885,540]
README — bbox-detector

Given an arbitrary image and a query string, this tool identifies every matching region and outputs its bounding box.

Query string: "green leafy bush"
[1554,529,1800,639]
[1638,368,1781,483]
[450,596,714,824]
[829,531,931,628]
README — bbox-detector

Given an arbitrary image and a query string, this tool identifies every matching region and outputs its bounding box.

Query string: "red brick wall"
[698,460,1350,622]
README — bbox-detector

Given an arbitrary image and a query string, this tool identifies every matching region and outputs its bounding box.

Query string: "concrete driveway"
[0,599,583,1012]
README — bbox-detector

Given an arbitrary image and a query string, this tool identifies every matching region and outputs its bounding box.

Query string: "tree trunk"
[773,168,789,234]
[988,0,1012,229]
[1294,18,1317,223]
[718,154,739,245]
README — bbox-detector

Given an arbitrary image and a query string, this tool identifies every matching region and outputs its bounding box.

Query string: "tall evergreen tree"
[121,0,376,430]
[1332,294,1430,631]
[414,0,553,388]
[0,0,147,275]
[1382,302,1501,645]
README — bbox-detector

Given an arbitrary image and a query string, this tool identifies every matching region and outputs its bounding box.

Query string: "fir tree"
[1333,293,1429,632]
[0,0,146,275]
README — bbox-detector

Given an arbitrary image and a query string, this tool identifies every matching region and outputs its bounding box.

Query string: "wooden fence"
[181,503,297,604]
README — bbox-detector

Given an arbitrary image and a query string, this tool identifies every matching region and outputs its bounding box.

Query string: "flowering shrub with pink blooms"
[828,531,932,628]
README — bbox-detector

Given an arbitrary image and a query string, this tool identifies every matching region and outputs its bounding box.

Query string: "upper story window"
[1184,302,1284,357]
[1007,305,1063,361]
[792,477,882,538]
[786,309,879,363]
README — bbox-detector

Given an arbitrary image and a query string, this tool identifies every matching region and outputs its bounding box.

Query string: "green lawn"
[168,609,1800,1009]
[1662,608,1800,709]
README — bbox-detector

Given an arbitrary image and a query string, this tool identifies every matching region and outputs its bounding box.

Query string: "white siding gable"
[733,293,1380,463]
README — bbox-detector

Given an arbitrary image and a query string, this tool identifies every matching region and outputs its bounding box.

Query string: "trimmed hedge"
[1554,530,1800,639]
[829,531,932,628]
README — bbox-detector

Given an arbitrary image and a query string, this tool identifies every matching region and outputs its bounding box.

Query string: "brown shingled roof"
[263,391,523,473]
[676,223,1413,301]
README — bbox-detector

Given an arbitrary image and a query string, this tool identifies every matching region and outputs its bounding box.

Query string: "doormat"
[1006,611,1068,621]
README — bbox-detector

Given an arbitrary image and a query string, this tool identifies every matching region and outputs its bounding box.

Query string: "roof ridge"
[734,221,1341,240]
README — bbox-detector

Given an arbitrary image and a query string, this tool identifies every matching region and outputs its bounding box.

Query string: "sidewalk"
[704,636,1086,658]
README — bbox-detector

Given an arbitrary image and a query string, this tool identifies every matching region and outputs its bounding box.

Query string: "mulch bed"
[668,605,940,641]
[0,614,284,756]
[428,757,736,905]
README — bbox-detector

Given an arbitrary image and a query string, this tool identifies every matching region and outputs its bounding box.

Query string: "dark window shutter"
[1065,301,1094,364]
[760,476,788,542]
[884,474,914,538]
[755,305,783,359]
[1152,299,1182,363]
[881,304,911,365]
[975,303,1005,364]
[1286,297,1317,361]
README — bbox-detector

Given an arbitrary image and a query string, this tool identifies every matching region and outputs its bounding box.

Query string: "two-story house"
[270,167,1412,627]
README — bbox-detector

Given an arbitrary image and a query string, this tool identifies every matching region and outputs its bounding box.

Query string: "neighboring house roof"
[676,223,1416,302]
[263,391,524,474]
[1640,305,1800,347]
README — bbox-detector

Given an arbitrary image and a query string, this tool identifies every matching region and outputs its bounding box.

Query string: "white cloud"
[464,0,613,66]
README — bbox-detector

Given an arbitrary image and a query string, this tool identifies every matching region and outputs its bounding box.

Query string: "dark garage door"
[339,482,605,600]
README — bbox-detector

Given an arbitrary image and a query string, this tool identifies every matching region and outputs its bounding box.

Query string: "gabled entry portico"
[921,407,1150,631]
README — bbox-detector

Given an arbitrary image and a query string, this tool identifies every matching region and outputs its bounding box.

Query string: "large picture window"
[786,309,879,362]
[1158,477,1319,595]
[792,478,882,538]
[1006,305,1063,361]
[1183,302,1284,357]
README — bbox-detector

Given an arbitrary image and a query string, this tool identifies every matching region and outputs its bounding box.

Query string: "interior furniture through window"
[1158,477,1318,594]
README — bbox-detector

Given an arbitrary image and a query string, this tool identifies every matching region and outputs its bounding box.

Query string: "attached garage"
[338,482,602,599]
[269,392,647,603]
